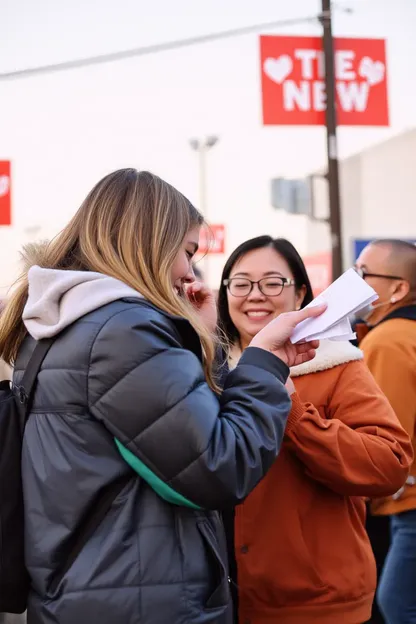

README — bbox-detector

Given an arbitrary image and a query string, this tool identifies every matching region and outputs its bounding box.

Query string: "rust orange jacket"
[232,340,413,624]
[359,306,416,516]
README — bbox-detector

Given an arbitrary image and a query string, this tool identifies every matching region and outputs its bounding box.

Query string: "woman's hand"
[249,304,326,368]
[184,282,218,334]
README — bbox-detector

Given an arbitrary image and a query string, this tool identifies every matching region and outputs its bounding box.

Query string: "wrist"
[285,393,305,434]
[249,339,287,365]
[240,347,289,382]
[249,337,270,352]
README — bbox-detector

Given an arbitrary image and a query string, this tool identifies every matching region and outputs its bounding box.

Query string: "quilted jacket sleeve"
[87,304,291,509]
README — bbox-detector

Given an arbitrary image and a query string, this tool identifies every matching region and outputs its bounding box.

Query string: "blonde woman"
[0,170,323,624]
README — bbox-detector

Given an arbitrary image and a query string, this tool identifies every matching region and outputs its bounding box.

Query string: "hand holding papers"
[250,304,326,367]
[290,268,378,344]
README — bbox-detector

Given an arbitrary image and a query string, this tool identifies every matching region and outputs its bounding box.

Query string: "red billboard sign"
[197,224,226,255]
[260,36,389,126]
[0,161,11,226]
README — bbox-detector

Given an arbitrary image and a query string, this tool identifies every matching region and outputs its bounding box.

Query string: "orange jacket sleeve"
[284,361,413,497]
[363,339,416,439]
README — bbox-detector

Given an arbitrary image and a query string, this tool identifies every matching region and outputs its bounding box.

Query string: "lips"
[245,310,272,318]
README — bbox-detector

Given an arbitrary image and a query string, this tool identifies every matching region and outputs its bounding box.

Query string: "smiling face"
[170,226,199,294]
[226,245,306,349]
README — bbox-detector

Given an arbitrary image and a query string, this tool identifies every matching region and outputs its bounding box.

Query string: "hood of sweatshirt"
[23,265,142,340]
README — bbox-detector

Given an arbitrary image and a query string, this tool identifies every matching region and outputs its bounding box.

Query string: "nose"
[247,283,266,301]
[183,266,196,284]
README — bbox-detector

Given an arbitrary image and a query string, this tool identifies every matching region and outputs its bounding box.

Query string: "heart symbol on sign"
[263,55,293,84]
[0,176,10,198]
[358,57,385,86]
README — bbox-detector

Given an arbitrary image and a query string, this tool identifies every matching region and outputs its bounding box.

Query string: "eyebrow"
[232,271,285,278]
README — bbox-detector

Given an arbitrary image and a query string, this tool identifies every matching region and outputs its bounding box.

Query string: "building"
[302,128,416,293]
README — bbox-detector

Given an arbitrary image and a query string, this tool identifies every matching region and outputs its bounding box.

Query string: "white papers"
[290,268,378,344]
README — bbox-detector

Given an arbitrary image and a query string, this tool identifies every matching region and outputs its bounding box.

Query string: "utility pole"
[320,0,343,280]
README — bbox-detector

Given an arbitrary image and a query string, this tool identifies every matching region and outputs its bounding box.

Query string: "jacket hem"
[372,495,416,516]
[241,592,374,624]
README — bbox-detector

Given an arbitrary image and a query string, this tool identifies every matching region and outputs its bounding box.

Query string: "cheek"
[264,291,296,318]
[171,255,188,283]
[227,295,244,325]
[278,290,297,313]
[367,279,387,300]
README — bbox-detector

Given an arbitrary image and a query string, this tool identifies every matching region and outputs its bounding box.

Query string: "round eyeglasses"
[223,276,296,297]
[354,267,404,281]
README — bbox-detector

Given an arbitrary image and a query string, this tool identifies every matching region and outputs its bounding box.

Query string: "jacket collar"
[229,339,363,377]
[290,339,363,377]
[124,297,203,361]
[378,304,416,324]
[356,304,416,344]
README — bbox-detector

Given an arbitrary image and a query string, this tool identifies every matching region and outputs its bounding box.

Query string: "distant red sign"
[260,36,389,126]
[0,161,11,226]
[303,251,332,296]
[197,224,226,255]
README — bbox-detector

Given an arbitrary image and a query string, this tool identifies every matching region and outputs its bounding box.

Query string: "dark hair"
[218,236,314,344]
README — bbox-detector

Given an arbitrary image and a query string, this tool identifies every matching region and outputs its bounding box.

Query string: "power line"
[0,15,318,81]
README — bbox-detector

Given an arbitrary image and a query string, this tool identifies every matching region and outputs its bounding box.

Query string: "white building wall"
[305,128,416,270]
[359,129,416,238]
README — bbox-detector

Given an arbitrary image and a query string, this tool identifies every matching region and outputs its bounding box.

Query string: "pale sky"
[0,0,415,288]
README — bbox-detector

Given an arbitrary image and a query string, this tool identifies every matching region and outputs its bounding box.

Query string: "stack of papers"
[290,268,378,344]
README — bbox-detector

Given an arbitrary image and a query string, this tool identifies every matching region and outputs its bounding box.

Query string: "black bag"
[0,340,130,613]
[0,338,54,613]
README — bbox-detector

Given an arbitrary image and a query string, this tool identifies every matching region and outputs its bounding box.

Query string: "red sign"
[303,251,332,296]
[197,224,226,255]
[260,36,389,126]
[0,161,11,226]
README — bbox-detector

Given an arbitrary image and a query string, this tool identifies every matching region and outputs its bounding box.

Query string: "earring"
[391,298,396,304]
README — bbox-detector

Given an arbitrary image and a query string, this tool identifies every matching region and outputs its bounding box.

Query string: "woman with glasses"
[218,235,412,624]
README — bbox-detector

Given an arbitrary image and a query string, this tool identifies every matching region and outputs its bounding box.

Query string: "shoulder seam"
[86,301,175,406]
[326,358,354,408]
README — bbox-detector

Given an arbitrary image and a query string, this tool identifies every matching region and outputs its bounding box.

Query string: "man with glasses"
[355,239,416,624]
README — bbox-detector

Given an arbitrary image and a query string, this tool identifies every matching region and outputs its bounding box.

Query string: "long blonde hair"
[0,169,218,388]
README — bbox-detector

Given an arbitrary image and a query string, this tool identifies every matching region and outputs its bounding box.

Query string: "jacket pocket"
[197,520,229,611]
[301,494,376,599]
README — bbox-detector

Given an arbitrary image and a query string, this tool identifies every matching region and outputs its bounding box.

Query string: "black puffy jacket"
[14,297,291,624]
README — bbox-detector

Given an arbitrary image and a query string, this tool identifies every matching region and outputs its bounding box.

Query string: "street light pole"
[320,0,343,280]
[198,144,207,217]
[189,136,219,284]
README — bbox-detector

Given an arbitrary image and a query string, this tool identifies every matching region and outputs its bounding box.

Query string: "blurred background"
[1,0,415,297]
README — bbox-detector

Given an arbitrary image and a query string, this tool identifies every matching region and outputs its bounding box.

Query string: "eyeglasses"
[354,267,404,281]
[223,276,295,297]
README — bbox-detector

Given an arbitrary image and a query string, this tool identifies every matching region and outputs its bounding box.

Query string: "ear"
[392,279,410,303]
[295,284,307,310]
